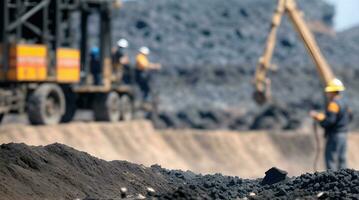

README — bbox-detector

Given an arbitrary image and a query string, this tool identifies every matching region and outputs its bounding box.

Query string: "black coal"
[1,143,359,200]
[109,0,359,130]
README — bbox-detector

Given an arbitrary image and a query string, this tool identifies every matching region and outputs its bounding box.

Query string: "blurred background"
[1,0,359,179]
[325,0,359,30]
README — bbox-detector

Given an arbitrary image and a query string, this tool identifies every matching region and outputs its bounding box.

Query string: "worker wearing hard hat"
[310,78,352,170]
[112,39,131,83]
[135,46,161,102]
[90,47,102,85]
[114,39,129,65]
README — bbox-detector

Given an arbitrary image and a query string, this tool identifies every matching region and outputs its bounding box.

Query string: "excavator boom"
[253,0,334,104]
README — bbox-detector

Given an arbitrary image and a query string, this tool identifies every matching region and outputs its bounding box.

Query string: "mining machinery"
[253,0,336,104]
[0,0,135,125]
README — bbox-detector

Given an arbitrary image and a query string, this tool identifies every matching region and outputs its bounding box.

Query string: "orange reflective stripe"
[327,102,340,113]
[136,54,149,70]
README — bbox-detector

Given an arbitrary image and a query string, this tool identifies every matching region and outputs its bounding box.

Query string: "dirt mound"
[2,121,359,178]
[112,0,359,130]
[0,143,173,200]
[1,143,359,200]
[0,121,319,177]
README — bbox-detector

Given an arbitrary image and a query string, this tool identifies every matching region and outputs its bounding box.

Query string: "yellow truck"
[0,0,136,125]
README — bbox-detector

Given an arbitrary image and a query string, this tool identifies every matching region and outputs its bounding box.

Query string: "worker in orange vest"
[112,39,131,84]
[310,78,352,170]
[135,47,161,102]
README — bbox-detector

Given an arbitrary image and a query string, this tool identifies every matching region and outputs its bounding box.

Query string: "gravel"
[2,143,359,200]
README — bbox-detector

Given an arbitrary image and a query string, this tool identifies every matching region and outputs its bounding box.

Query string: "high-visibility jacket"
[318,96,351,136]
[136,54,149,70]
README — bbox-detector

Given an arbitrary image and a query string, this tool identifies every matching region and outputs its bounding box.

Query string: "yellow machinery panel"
[7,44,47,81]
[56,48,80,83]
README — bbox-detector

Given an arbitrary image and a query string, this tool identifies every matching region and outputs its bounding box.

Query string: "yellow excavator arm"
[253,0,334,105]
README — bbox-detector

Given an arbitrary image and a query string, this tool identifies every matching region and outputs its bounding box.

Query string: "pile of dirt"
[111,0,359,130]
[0,121,328,177]
[1,143,359,200]
[0,143,174,200]
[4,121,359,178]
[156,167,359,199]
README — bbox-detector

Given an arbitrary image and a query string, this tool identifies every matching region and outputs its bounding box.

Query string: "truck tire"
[93,92,121,122]
[61,86,77,123]
[27,84,65,125]
[119,94,134,121]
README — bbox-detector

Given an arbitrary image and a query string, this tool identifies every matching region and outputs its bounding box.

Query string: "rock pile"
[0,143,174,200]
[155,166,359,199]
[1,143,359,200]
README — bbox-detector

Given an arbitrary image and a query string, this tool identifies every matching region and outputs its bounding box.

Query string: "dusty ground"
[2,143,359,200]
[1,120,358,178]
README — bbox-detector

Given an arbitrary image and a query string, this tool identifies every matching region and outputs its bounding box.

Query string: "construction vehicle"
[0,0,138,125]
[253,0,335,105]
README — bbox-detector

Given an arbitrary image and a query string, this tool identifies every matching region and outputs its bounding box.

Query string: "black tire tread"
[27,84,65,125]
[61,86,77,123]
[93,92,121,122]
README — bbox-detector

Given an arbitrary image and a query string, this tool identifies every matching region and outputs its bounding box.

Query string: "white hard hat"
[139,46,150,55]
[117,39,129,48]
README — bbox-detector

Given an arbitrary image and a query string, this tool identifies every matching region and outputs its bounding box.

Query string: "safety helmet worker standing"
[139,46,150,55]
[325,78,345,93]
[311,77,350,171]
[135,46,161,102]
[117,39,129,48]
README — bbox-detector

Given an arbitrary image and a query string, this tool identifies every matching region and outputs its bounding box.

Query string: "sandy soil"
[0,120,358,178]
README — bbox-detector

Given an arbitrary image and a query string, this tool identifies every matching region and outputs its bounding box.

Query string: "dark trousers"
[93,72,102,85]
[325,133,347,170]
[135,69,151,101]
[123,65,133,85]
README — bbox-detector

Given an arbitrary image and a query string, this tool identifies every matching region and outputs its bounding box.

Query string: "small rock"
[120,187,128,198]
[275,188,287,196]
[261,167,288,185]
[146,187,156,196]
[189,184,196,190]
[136,194,146,200]
[317,192,329,200]
[175,172,184,179]
[203,181,212,188]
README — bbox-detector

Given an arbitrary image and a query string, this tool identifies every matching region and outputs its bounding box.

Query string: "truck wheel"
[27,84,65,125]
[119,94,134,121]
[61,86,77,123]
[93,92,121,122]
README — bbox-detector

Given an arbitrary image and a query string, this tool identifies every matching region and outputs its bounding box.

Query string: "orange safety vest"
[136,54,149,70]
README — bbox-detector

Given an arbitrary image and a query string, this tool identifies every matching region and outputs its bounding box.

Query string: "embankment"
[1,120,358,177]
